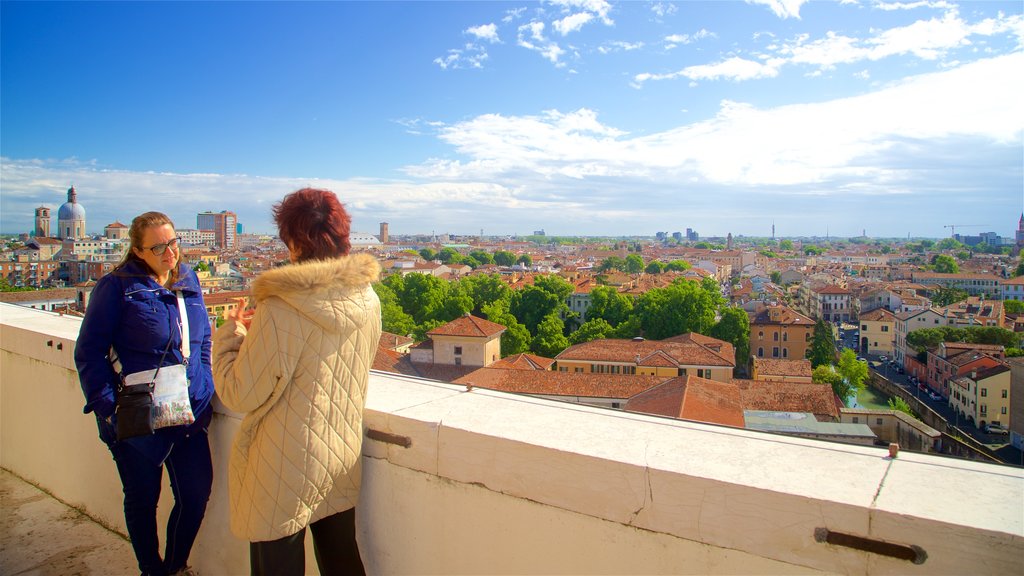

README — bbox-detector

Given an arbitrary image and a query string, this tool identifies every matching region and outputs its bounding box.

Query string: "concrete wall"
[3,303,1024,575]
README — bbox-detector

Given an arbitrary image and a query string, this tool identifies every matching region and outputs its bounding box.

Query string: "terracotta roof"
[373,346,420,376]
[427,314,507,338]
[734,380,840,421]
[556,335,735,368]
[815,285,850,295]
[454,369,670,399]
[105,221,128,228]
[489,353,555,370]
[753,358,812,378]
[748,304,813,326]
[624,376,745,428]
[859,308,896,322]
[379,331,414,351]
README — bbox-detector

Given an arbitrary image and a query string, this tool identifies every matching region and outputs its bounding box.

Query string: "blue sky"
[2,0,1022,239]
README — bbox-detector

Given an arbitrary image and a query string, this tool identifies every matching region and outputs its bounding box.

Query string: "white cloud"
[548,0,614,25]
[650,2,678,18]
[598,40,644,54]
[517,21,567,65]
[553,12,594,36]
[466,23,500,43]
[434,44,489,70]
[411,52,1023,191]
[633,56,783,86]
[664,29,716,47]
[503,7,527,23]
[746,0,811,19]
[873,1,956,11]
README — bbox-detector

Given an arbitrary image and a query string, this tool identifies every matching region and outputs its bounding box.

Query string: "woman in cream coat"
[213,188,381,576]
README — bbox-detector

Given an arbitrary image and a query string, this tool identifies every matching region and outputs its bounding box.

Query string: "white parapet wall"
[2,302,1023,575]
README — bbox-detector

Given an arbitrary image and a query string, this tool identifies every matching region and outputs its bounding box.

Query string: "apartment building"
[949,364,1012,429]
[749,303,814,360]
[859,307,896,356]
[911,271,1002,298]
[555,333,735,382]
[926,343,1005,399]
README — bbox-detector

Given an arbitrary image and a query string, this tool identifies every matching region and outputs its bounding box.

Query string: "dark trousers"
[111,431,213,576]
[250,508,365,576]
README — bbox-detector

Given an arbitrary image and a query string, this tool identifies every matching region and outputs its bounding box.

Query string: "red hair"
[273,188,352,262]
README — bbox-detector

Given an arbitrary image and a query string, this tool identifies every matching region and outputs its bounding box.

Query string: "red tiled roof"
[453,369,670,399]
[379,331,414,351]
[753,358,812,378]
[373,346,420,376]
[557,335,735,368]
[624,376,745,428]
[734,380,840,421]
[490,353,555,370]
[427,314,507,338]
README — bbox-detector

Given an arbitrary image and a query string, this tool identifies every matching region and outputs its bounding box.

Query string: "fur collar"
[252,253,380,303]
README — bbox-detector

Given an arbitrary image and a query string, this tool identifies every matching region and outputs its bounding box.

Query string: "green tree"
[597,256,626,273]
[510,285,563,334]
[438,247,462,264]
[517,254,533,267]
[568,318,614,345]
[804,245,825,256]
[779,239,794,251]
[373,283,416,338]
[0,277,34,292]
[836,348,869,402]
[932,286,968,306]
[759,250,778,258]
[888,396,918,420]
[460,274,511,315]
[645,261,665,274]
[936,238,962,250]
[694,242,711,249]
[624,254,644,274]
[494,250,516,266]
[664,260,691,272]
[807,319,837,368]
[812,365,844,398]
[534,274,573,303]
[1004,300,1024,314]
[770,271,782,285]
[419,248,437,261]
[709,307,751,369]
[636,279,718,339]
[932,254,960,274]
[531,313,569,357]
[387,272,449,325]
[1015,261,1024,277]
[920,239,935,250]
[469,250,495,265]
[193,261,210,273]
[586,285,634,327]
[482,300,530,356]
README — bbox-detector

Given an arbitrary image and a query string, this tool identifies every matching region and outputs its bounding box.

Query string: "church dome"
[57,186,86,221]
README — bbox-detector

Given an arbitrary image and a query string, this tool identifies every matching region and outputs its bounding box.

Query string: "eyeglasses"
[142,237,180,256]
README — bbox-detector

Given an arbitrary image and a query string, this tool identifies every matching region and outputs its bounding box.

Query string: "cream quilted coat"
[212,253,381,542]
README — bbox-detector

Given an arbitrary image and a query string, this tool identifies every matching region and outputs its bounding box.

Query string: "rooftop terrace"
[1,301,1022,574]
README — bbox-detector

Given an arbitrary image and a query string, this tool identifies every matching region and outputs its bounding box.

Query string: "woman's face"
[134,223,180,279]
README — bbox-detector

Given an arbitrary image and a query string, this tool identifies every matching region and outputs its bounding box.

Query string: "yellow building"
[859,307,896,356]
[949,364,1012,429]
[554,333,735,382]
[749,304,814,361]
[412,314,505,367]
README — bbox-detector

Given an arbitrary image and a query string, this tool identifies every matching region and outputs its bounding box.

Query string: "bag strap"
[176,291,191,364]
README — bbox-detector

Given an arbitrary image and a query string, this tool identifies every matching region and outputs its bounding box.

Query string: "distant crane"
[943,224,987,237]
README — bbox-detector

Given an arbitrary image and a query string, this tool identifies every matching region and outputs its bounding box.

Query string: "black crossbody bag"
[113,336,174,441]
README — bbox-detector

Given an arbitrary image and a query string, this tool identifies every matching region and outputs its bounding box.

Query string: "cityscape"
[2,184,1023,462]
[2,1,1022,573]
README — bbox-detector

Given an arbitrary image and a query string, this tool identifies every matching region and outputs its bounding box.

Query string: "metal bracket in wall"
[366,429,412,448]
[815,527,926,564]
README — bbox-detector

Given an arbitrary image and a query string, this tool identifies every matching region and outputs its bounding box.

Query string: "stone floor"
[0,468,139,576]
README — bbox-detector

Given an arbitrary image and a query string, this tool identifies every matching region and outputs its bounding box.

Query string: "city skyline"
[1,1,1022,238]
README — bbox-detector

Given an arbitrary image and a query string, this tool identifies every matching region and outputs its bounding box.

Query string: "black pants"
[110,431,213,576]
[250,508,365,576]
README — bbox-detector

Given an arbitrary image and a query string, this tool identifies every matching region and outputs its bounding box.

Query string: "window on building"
[981,388,987,397]
[575,367,583,373]
[559,366,567,372]
[1002,390,1008,399]
[757,347,763,357]
[981,404,987,415]
[454,346,463,355]
[455,357,462,366]
[1002,407,1007,415]
[678,368,688,376]
[877,418,883,425]
[782,332,788,342]
[805,333,811,342]
[852,417,859,423]
[882,326,889,332]
[861,325,867,331]
[773,332,779,341]
[758,331,764,339]
[773,347,779,358]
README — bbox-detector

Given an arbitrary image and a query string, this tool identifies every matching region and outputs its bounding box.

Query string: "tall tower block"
[35,206,50,238]
[379,222,389,244]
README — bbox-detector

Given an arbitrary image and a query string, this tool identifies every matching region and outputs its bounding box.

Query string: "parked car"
[918,383,928,393]
[879,355,888,362]
[928,391,942,401]
[984,423,1009,435]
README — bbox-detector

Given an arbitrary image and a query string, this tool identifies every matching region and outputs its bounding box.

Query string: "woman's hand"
[227,298,255,329]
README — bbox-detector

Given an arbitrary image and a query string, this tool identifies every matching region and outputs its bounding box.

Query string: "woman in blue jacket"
[75,211,214,576]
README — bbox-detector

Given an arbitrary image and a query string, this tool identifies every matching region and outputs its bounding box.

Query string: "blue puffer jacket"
[75,259,214,464]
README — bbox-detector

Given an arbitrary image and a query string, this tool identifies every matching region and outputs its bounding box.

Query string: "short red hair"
[273,188,351,262]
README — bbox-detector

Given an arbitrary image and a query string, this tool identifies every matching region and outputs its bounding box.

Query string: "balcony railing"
[1,301,1022,575]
